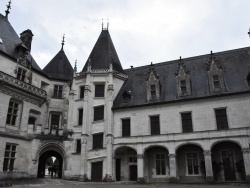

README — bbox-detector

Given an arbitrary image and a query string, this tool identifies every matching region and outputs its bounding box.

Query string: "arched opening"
[211,141,245,181]
[37,150,63,179]
[114,146,137,181]
[144,146,169,182]
[176,144,205,182]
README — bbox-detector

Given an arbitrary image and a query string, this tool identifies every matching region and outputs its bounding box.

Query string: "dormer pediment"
[146,64,161,101]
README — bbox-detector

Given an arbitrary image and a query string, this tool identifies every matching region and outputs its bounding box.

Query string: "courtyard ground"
[1,178,248,188]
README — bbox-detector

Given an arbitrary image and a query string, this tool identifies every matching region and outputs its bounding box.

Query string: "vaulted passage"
[37,150,63,179]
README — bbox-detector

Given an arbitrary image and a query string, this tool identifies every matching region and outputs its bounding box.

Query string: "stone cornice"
[0,71,47,106]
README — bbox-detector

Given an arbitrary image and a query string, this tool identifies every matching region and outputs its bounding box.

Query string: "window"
[150,116,160,135]
[212,75,220,89]
[17,67,26,81]
[129,156,137,163]
[180,80,187,95]
[80,86,85,99]
[122,119,130,137]
[94,106,104,121]
[215,108,228,130]
[50,114,60,132]
[181,112,193,133]
[95,84,105,97]
[3,143,17,171]
[76,139,81,153]
[53,85,63,98]
[155,154,166,175]
[150,84,156,99]
[28,116,36,125]
[93,133,103,149]
[6,101,19,126]
[186,152,199,175]
[78,109,83,125]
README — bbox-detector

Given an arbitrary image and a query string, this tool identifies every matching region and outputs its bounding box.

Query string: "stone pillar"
[79,134,89,181]
[169,153,177,182]
[82,85,91,134]
[67,90,75,130]
[242,148,250,182]
[203,150,214,182]
[105,134,113,181]
[137,154,145,183]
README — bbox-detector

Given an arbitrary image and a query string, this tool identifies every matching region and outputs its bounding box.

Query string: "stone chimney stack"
[20,29,34,52]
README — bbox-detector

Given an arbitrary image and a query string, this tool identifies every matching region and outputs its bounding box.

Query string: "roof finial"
[5,0,11,20]
[61,34,65,51]
[248,28,250,40]
[107,19,109,30]
[179,56,182,61]
[74,60,77,72]
[102,19,104,30]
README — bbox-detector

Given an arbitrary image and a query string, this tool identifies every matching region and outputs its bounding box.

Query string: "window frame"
[92,133,104,150]
[212,74,221,90]
[150,115,160,135]
[49,112,62,134]
[94,84,105,98]
[155,153,166,175]
[122,118,131,137]
[76,139,81,154]
[214,108,229,130]
[93,105,104,122]
[185,151,200,176]
[17,67,26,82]
[6,101,19,126]
[79,86,85,99]
[53,85,63,99]
[78,108,83,126]
[181,112,193,133]
[180,80,187,95]
[3,143,18,171]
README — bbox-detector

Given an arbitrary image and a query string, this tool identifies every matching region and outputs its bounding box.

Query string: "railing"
[0,71,47,99]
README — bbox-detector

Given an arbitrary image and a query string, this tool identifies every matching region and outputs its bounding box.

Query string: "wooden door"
[91,161,103,181]
[129,165,137,181]
[116,159,121,181]
[222,150,236,181]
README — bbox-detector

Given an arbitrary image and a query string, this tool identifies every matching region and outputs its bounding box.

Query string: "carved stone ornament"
[203,150,212,156]
[107,137,113,145]
[242,148,250,154]
[137,154,144,159]
[168,153,176,158]
[82,137,88,144]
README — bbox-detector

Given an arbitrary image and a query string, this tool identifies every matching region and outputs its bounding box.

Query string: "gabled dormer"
[207,53,225,93]
[175,61,191,97]
[146,64,161,101]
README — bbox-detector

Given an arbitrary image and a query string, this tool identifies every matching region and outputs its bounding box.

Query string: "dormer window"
[176,63,191,97]
[208,57,225,93]
[17,67,26,82]
[122,90,132,103]
[212,75,220,89]
[180,80,187,95]
[146,65,161,101]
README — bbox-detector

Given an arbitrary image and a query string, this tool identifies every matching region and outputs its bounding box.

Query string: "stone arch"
[175,141,204,152]
[113,145,137,156]
[34,141,67,169]
[143,144,169,154]
[210,139,242,151]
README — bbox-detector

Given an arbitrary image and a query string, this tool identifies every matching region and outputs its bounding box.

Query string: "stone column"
[105,134,113,181]
[79,135,88,181]
[137,154,145,183]
[67,90,75,130]
[168,153,177,182]
[242,148,250,182]
[203,150,214,182]
[82,85,91,134]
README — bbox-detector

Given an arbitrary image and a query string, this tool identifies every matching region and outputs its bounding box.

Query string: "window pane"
[150,116,160,135]
[12,145,16,151]
[95,84,105,97]
[9,159,15,171]
[76,140,81,153]
[4,151,10,157]
[78,109,83,125]
[80,86,85,99]
[5,145,11,150]
[94,106,104,121]
[93,133,103,149]
[122,119,130,137]
[3,158,9,171]
[182,113,193,133]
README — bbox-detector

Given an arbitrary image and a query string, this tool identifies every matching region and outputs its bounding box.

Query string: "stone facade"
[0,6,250,183]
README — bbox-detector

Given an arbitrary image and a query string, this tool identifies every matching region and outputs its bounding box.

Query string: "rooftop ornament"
[248,28,250,40]
[5,0,11,20]
[102,19,109,30]
[61,34,65,51]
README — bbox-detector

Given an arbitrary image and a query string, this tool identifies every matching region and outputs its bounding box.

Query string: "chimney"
[20,29,34,52]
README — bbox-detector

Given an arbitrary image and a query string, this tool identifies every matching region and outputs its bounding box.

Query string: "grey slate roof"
[43,50,73,81]
[0,13,42,72]
[82,29,125,74]
[113,47,250,109]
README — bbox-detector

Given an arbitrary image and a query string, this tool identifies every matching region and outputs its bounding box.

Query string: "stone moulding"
[0,71,47,106]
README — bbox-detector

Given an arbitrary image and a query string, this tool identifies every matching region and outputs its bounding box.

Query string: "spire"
[5,0,11,20]
[102,19,104,30]
[248,28,250,40]
[74,60,77,72]
[61,34,65,51]
[102,19,109,30]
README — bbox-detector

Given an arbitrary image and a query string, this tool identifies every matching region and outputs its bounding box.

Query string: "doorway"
[116,158,121,181]
[221,150,236,181]
[91,161,103,181]
[129,165,137,181]
[37,150,63,178]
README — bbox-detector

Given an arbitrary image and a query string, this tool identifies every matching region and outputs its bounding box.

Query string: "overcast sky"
[1,0,250,70]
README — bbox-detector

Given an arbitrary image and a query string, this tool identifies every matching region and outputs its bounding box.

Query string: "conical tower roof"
[43,49,73,81]
[82,29,125,73]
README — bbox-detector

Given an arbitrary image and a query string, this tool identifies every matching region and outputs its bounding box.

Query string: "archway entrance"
[211,141,245,181]
[114,146,137,181]
[37,150,63,178]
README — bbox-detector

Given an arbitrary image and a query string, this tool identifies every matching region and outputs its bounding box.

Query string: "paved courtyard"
[2,179,248,188]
